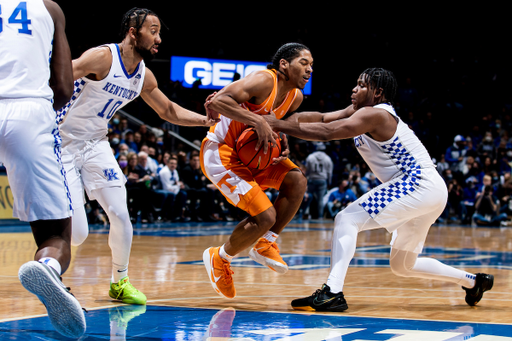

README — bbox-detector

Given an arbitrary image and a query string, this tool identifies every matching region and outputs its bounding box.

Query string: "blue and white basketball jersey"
[353,103,434,183]
[58,43,145,140]
[0,0,54,101]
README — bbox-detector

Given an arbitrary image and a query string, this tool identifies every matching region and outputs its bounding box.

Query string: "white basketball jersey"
[58,43,145,140]
[0,0,54,101]
[353,103,434,183]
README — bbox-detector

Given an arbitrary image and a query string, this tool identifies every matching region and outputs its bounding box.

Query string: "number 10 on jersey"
[97,99,122,120]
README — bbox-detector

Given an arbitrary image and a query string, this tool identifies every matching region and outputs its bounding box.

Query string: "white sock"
[112,264,128,283]
[262,231,278,243]
[219,244,234,262]
[411,256,476,288]
[38,257,62,275]
[390,249,477,288]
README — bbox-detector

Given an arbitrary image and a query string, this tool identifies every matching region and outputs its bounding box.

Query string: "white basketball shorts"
[61,136,126,202]
[0,99,73,222]
[346,166,448,253]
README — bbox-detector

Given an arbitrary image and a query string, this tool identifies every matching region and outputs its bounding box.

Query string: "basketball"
[235,127,281,170]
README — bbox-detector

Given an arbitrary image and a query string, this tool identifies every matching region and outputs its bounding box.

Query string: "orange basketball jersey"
[206,69,300,148]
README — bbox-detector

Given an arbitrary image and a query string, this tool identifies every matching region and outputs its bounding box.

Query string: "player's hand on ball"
[254,117,278,155]
[271,133,289,165]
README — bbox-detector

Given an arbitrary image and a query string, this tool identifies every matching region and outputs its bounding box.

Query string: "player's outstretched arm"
[43,0,73,110]
[141,69,215,127]
[285,105,356,124]
[266,107,384,142]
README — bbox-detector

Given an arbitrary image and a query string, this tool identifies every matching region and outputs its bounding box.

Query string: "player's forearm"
[272,120,337,142]
[290,105,355,124]
[288,111,324,123]
[209,94,261,127]
[162,104,209,126]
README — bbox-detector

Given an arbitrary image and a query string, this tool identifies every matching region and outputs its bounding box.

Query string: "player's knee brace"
[389,249,417,277]
[105,203,131,226]
[71,221,89,246]
[333,204,364,234]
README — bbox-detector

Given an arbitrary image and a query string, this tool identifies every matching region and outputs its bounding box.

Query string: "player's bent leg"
[225,206,276,256]
[389,248,493,306]
[204,207,277,299]
[92,186,146,305]
[71,201,89,246]
[292,204,372,311]
[249,169,306,273]
[63,159,89,246]
[389,248,472,285]
[269,168,307,235]
[326,202,378,294]
[30,218,73,272]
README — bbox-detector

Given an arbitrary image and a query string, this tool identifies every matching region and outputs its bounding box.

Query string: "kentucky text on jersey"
[102,82,139,100]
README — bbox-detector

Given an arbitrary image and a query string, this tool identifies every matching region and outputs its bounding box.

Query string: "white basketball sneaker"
[19,261,86,338]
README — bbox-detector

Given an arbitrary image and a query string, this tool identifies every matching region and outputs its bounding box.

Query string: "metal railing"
[117,109,200,151]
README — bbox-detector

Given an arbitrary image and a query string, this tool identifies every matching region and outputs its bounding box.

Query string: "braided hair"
[119,7,158,38]
[361,68,398,105]
[267,42,310,79]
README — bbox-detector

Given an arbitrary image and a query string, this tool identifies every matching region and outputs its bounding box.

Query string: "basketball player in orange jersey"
[201,43,312,299]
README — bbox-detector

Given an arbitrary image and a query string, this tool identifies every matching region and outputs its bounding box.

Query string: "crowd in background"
[95,83,512,227]
[2,47,511,226]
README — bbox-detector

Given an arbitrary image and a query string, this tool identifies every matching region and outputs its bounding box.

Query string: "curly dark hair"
[361,68,398,105]
[119,7,159,38]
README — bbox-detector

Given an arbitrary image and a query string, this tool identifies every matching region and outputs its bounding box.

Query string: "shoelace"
[311,285,331,297]
[221,263,234,285]
[260,240,280,254]
[271,242,280,254]
[312,288,325,296]
[113,281,128,299]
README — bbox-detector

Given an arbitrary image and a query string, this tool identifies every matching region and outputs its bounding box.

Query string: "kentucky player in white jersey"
[0,0,86,337]
[264,68,493,311]
[56,7,217,305]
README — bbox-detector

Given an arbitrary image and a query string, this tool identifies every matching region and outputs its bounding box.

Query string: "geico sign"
[171,56,312,94]
[184,61,266,87]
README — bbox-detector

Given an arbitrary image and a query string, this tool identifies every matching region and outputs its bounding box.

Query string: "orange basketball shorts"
[200,138,298,217]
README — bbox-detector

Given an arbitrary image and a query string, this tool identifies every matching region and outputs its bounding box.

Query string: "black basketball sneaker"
[291,284,348,312]
[463,273,494,306]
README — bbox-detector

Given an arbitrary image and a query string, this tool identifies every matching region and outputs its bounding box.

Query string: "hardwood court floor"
[1,220,512,339]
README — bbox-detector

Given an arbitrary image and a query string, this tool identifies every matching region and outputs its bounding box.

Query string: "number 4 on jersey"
[0,2,32,35]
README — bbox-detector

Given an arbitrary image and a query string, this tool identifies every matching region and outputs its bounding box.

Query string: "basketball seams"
[236,127,281,170]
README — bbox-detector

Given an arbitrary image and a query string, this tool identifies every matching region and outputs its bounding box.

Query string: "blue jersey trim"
[115,44,140,79]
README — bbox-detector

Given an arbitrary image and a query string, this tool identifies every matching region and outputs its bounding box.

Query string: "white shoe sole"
[202,248,235,299]
[249,248,288,274]
[19,261,86,338]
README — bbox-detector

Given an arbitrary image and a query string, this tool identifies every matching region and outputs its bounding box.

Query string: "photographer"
[326,179,358,218]
[442,179,465,223]
[472,185,509,226]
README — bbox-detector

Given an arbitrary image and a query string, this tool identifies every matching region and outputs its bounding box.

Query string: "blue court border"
[1,305,511,340]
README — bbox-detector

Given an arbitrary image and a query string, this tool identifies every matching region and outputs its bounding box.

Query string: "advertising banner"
[0,174,14,219]
[170,56,312,95]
